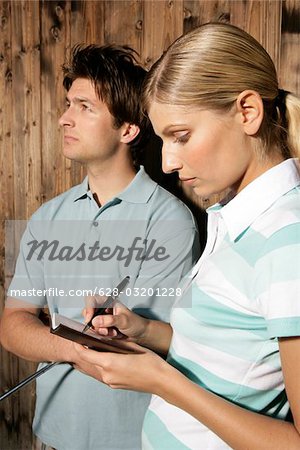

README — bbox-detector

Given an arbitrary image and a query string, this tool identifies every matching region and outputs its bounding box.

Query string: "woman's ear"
[236,90,264,136]
[120,123,140,144]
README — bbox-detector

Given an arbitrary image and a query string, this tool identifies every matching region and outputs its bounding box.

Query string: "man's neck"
[86,156,137,207]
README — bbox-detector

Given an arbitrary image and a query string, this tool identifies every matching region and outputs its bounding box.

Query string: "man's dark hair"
[62,44,151,165]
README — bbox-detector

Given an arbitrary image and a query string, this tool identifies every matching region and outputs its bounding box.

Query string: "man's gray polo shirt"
[8,167,199,450]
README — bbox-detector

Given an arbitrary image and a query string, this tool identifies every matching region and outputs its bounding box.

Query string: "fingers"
[83,295,108,323]
[92,310,129,332]
[74,342,114,366]
[74,341,144,367]
[82,307,94,324]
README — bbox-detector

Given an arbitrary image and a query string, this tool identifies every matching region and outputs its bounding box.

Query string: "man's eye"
[81,104,91,111]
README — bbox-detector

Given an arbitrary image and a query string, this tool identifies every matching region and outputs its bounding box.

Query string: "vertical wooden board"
[141,0,184,69]
[18,1,42,218]
[230,0,282,68]
[0,2,13,447]
[0,0,13,313]
[280,0,300,94]
[0,1,13,220]
[2,3,41,447]
[40,0,72,201]
[103,0,143,52]
[1,1,40,446]
[183,1,282,67]
[10,0,27,220]
[183,0,231,33]
[9,0,42,217]
[70,0,105,45]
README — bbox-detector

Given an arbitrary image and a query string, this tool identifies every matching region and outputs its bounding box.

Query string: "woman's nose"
[161,144,183,174]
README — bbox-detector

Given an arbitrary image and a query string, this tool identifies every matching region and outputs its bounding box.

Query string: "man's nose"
[58,108,75,127]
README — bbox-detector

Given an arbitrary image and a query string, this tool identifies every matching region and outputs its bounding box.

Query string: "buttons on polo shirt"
[93,221,99,227]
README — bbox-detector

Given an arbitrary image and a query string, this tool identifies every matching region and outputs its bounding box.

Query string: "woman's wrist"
[137,318,172,354]
[135,316,151,345]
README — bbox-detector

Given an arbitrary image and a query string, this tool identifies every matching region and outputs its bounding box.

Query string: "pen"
[82,276,130,333]
[0,362,59,402]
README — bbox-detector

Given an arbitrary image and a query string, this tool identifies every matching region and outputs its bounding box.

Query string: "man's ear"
[236,90,264,136]
[120,123,140,144]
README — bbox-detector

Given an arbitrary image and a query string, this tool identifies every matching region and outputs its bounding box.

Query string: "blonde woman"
[74,23,300,449]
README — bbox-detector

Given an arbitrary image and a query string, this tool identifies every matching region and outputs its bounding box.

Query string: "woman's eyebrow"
[161,124,189,135]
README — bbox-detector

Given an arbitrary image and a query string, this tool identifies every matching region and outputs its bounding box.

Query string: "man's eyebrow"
[65,95,96,106]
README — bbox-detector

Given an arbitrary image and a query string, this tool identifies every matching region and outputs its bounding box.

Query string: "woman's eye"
[173,133,190,144]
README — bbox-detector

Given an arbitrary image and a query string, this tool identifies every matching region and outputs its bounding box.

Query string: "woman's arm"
[73,335,300,450]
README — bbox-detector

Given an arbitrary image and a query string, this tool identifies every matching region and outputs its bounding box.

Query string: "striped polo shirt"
[142,158,300,450]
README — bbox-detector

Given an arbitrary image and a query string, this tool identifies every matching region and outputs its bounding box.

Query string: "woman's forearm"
[158,368,300,450]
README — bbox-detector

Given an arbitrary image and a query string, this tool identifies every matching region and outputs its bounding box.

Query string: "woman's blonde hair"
[143,22,300,158]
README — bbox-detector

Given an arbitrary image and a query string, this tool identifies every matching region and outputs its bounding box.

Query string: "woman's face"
[148,101,264,198]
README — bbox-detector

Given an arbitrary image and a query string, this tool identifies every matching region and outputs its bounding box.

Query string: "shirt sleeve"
[255,221,300,338]
[7,218,47,307]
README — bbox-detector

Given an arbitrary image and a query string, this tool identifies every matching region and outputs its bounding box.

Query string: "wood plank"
[9,0,42,217]
[70,0,105,45]
[40,0,73,200]
[142,0,184,69]
[280,0,300,93]
[1,2,40,449]
[183,1,282,67]
[0,2,14,447]
[183,0,231,32]
[230,0,282,68]
[103,0,143,53]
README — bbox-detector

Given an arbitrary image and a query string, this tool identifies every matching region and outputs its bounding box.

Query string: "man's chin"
[62,149,84,163]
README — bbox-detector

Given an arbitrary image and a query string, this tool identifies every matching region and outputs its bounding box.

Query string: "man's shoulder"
[31,183,83,220]
[149,182,196,222]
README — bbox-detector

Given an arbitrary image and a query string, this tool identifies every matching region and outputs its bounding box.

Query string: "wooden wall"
[0,1,299,449]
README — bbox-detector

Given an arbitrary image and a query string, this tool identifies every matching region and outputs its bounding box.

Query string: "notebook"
[51,313,138,354]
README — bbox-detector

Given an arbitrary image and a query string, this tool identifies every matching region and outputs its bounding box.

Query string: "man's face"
[59,78,124,166]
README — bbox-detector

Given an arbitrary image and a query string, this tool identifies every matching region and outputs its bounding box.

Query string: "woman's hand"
[72,341,173,394]
[83,296,150,342]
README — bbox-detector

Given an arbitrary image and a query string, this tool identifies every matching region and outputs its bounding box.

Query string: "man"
[0,45,199,450]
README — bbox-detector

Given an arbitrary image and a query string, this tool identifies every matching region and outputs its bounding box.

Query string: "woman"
[74,23,300,449]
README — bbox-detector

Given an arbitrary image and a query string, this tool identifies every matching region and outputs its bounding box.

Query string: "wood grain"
[0,1,299,448]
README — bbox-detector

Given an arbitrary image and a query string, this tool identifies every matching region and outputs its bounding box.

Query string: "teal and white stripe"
[142,159,300,449]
